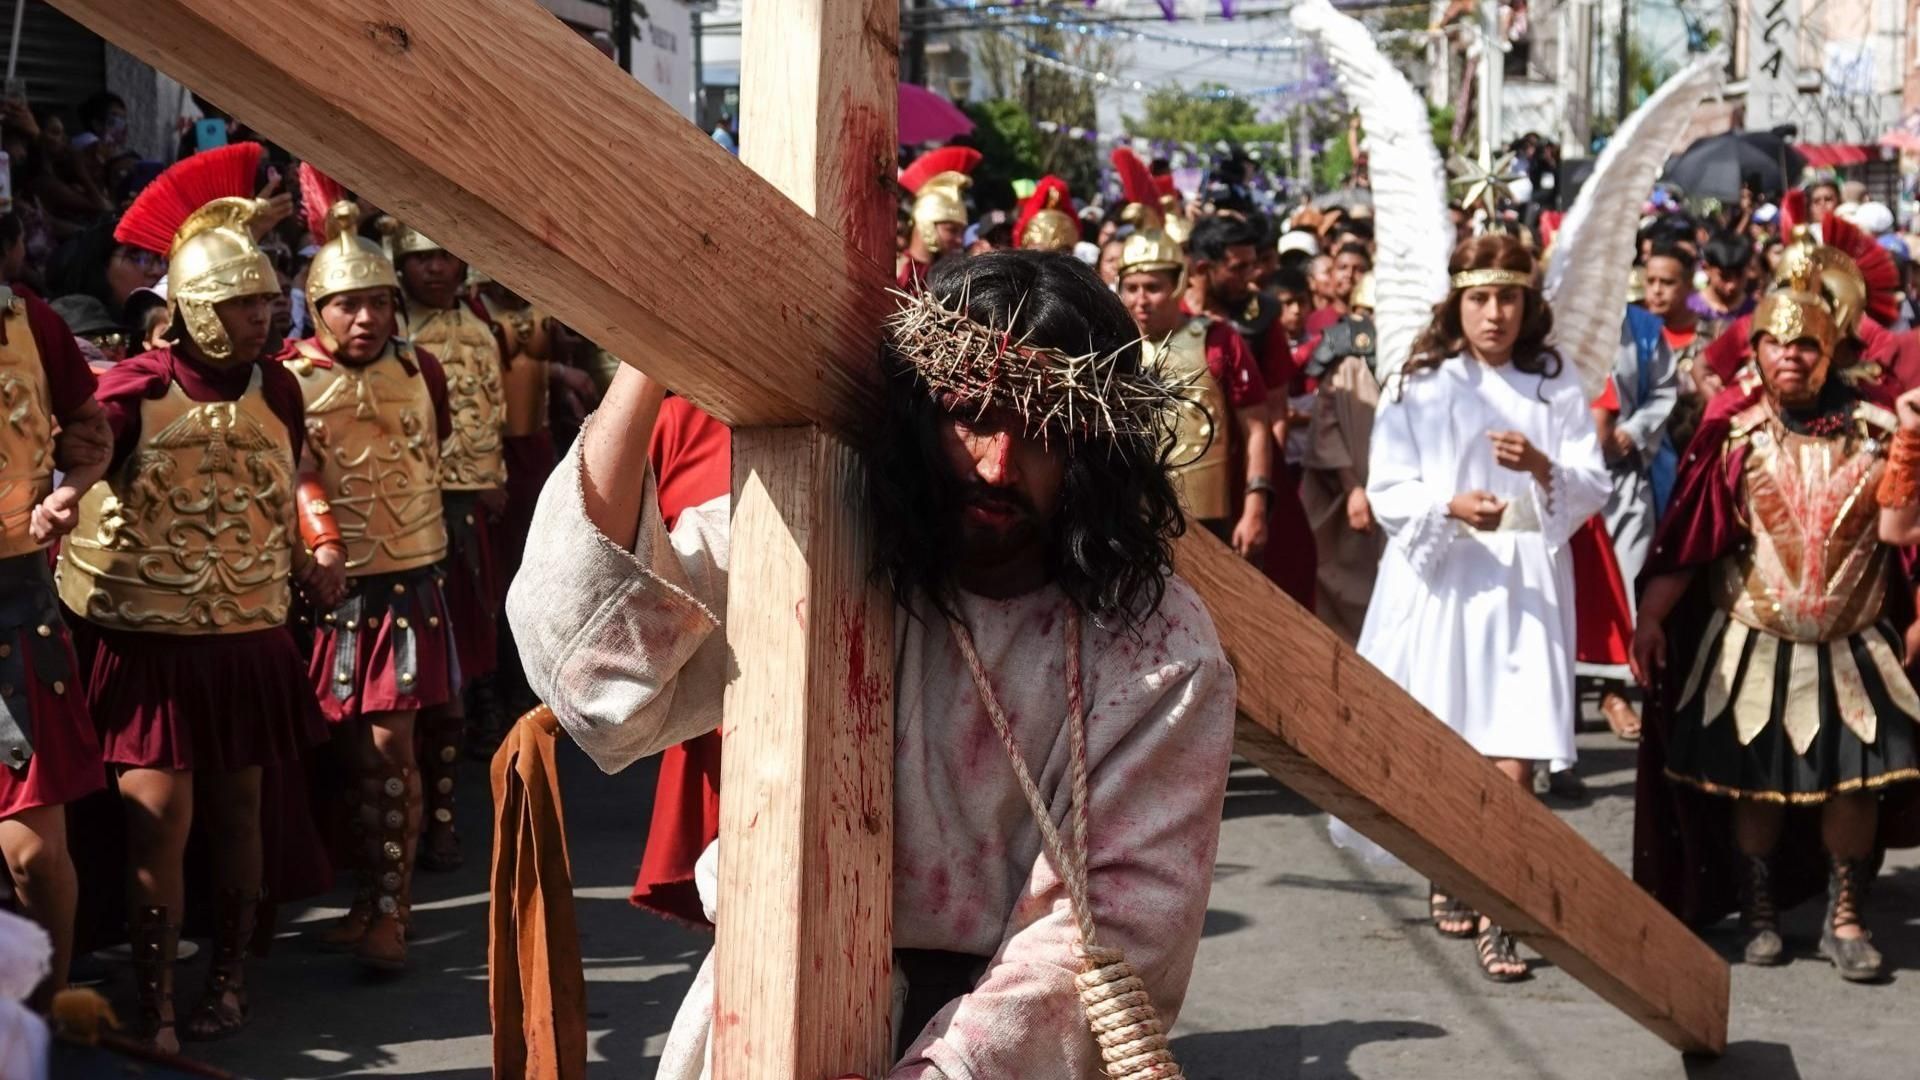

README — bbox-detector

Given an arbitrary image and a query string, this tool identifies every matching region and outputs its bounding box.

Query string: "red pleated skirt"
[307,565,456,723]
[1260,465,1319,609]
[441,492,500,684]
[84,622,327,774]
[0,555,105,817]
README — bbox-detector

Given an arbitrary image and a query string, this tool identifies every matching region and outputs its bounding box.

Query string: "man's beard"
[953,482,1046,568]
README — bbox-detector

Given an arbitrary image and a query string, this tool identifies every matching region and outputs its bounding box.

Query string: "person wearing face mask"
[1356,233,1611,983]
[1634,285,1920,986]
[57,178,340,1051]
[279,195,456,975]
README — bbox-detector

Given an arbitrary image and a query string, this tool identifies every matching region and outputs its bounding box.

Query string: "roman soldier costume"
[63,146,333,1046]
[896,147,979,291]
[1636,278,1920,983]
[379,209,508,869]
[282,196,457,971]
[1014,176,1078,253]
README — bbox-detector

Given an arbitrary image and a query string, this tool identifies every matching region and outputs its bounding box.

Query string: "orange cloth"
[489,706,587,1080]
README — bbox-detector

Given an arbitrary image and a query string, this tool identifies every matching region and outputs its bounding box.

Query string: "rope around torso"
[946,604,1183,1080]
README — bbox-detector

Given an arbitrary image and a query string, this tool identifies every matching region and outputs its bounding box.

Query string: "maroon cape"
[1632,382,1920,927]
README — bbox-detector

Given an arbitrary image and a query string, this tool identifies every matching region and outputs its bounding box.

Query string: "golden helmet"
[306,200,400,350]
[1111,148,1187,282]
[1016,176,1079,253]
[1775,231,1865,336]
[167,197,280,364]
[1750,288,1839,360]
[1350,271,1377,312]
[384,219,448,262]
[899,147,981,253]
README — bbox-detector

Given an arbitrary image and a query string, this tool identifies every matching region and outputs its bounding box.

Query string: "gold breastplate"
[285,341,449,576]
[482,298,550,437]
[57,368,294,633]
[0,297,52,558]
[1712,400,1892,642]
[1143,319,1231,522]
[407,302,507,490]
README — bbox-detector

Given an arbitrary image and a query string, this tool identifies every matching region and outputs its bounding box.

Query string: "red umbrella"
[899,82,974,146]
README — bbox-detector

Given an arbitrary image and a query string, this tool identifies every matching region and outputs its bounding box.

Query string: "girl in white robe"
[1355,234,1611,980]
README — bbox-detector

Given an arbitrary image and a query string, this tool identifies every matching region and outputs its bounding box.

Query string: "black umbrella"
[1660,131,1807,201]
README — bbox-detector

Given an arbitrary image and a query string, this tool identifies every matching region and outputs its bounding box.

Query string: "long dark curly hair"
[1400,233,1562,390]
[868,250,1184,634]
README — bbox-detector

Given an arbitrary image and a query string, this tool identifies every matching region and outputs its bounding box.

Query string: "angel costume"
[506,429,1236,1079]
[1356,357,1611,763]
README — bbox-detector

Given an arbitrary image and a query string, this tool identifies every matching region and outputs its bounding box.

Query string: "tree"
[958,98,1044,212]
[1126,85,1288,148]
[969,12,1123,197]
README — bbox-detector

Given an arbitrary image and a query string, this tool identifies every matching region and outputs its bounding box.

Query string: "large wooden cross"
[55,0,1728,1071]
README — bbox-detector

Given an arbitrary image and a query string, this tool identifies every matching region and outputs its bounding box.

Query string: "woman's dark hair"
[1402,233,1561,387]
[868,250,1184,633]
[1702,231,1753,272]
[77,92,125,136]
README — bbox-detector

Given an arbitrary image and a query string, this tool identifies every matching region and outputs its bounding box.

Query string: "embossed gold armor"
[58,370,294,633]
[1711,400,1892,644]
[1142,319,1230,522]
[284,341,449,575]
[406,301,507,489]
[478,295,551,437]
[0,297,52,559]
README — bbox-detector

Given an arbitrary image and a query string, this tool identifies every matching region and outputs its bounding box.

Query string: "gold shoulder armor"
[1727,401,1772,444]
[1854,401,1899,439]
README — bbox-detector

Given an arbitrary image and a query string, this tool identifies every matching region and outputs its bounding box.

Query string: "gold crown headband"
[882,288,1186,444]
[1450,268,1535,291]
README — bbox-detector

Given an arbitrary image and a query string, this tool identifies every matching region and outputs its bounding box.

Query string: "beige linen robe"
[1300,354,1386,643]
[505,427,1237,1079]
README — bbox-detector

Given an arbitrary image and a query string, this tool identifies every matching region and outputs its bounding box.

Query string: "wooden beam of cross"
[53,0,1729,1066]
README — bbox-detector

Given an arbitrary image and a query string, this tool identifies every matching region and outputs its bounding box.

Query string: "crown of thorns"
[882,288,1188,443]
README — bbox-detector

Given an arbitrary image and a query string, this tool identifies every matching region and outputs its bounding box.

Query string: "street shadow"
[1223,764,1321,820]
[1203,907,1252,938]
[1171,1019,1447,1079]
[158,739,706,1079]
[1682,1040,1804,1079]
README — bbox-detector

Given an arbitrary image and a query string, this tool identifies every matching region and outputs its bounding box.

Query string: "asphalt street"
[120,726,1920,1079]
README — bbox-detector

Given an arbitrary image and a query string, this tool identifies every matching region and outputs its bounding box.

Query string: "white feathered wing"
[1290,0,1451,381]
[1542,52,1727,398]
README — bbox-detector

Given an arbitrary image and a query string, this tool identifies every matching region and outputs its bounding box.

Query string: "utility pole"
[1477,0,1502,163]
[1616,0,1631,122]
[613,0,634,71]
[903,0,927,86]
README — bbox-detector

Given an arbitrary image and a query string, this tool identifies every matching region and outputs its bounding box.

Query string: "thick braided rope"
[947,606,1184,1080]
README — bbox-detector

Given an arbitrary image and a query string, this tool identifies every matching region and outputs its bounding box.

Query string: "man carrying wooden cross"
[508,250,1234,1077]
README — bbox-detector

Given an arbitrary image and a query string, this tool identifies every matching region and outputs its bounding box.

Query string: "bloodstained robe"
[505,418,1237,1078]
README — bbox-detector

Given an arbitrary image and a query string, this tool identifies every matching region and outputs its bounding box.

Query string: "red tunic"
[278,338,460,723]
[630,397,732,926]
[1572,382,1633,666]
[83,348,325,771]
[0,294,103,818]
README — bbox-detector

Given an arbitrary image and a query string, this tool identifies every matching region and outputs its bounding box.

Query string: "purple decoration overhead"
[1156,0,1177,18]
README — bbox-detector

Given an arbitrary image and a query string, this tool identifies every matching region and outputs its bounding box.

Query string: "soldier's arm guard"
[296,474,345,554]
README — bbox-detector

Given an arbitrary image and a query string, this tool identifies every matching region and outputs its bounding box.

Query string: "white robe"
[505,426,1238,1079]
[1356,355,1611,763]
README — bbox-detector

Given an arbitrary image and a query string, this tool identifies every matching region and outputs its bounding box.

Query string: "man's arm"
[1617,334,1679,463]
[506,367,731,773]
